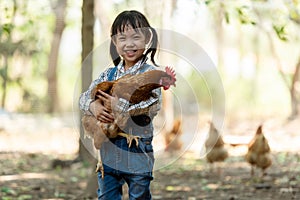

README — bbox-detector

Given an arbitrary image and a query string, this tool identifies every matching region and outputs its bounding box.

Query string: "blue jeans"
[97,136,154,200]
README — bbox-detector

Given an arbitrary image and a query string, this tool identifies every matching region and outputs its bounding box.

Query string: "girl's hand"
[96,90,116,113]
[89,99,114,123]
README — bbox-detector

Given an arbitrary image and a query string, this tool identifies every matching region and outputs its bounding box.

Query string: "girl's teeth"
[126,50,135,53]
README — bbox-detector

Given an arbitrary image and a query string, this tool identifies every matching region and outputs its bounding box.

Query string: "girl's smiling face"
[113,25,148,69]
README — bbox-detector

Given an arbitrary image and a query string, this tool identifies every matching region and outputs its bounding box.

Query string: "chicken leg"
[95,131,140,179]
[117,132,140,148]
[95,151,104,179]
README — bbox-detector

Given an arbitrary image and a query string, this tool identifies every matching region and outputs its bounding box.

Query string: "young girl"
[79,10,161,199]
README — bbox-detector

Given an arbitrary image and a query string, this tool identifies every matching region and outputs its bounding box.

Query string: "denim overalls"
[97,65,155,200]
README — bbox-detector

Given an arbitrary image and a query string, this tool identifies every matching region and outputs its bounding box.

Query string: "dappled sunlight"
[1,113,300,199]
[0,113,79,155]
[0,0,299,199]
[1,112,299,158]
[165,185,192,192]
[0,172,60,182]
[0,128,79,154]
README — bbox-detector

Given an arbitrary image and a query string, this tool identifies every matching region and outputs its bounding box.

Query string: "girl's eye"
[133,35,141,40]
[118,37,126,41]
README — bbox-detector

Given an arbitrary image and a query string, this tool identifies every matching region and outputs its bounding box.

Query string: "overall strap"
[139,63,151,73]
[107,66,117,81]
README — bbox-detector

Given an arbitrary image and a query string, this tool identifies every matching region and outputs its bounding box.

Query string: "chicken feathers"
[164,118,183,152]
[81,66,176,176]
[82,66,176,145]
[205,122,228,164]
[245,125,272,176]
[91,67,176,104]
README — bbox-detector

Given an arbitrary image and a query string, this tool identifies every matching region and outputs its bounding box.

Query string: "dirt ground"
[0,112,299,200]
[0,151,299,200]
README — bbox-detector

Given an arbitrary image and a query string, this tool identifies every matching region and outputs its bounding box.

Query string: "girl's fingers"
[98,113,114,123]
[102,110,114,120]
[96,94,110,104]
[102,111,111,118]
[96,95,112,111]
[96,94,105,101]
[97,90,110,98]
[94,91,114,118]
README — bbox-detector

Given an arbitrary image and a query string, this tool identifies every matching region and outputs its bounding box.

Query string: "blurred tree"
[161,0,176,133]
[0,0,18,108]
[79,0,97,198]
[206,0,226,71]
[203,0,300,118]
[94,0,111,40]
[0,0,51,112]
[0,0,41,111]
[53,0,98,198]
[46,0,67,113]
[284,1,300,118]
[252,1,300,118]
[155,0,182,150]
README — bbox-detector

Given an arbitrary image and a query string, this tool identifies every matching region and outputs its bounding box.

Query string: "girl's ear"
[112,37,117,46]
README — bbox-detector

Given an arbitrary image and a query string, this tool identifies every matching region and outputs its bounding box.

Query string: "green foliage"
[224,11,230,23]
[200,0,300,116]
[289,9,300,24]
[273,25,288,41]
[0,23,14,37]
[203,0,256,25]
[0,0,55,112]
[1,187,17,196]
[286,1,300,25]
[235,6,256,25]
[204,0,213,5]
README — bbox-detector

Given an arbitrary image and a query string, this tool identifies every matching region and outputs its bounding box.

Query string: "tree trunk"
[80,0,97,198]
[1,56,8,108]
[252,30,260,102]
[161,0,175,132]
[47,0,67,113]
[215,1,225,72]
[94,0,111,40]
[289,56,300,119]
[1,0,17,109]
[80,0,94,162]
[253,8,296,119]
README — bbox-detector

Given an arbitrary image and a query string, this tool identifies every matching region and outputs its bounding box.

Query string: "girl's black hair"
[110,10,158,67]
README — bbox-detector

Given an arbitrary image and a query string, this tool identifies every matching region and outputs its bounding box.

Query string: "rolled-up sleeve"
[79,70,108,114]
[114,88,162,117]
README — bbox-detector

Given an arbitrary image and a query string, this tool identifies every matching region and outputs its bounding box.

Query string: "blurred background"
[0,0,300,199]
[1,0,299,115]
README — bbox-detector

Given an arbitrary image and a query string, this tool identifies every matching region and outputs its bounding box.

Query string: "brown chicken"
[82,66,176,176]
[205,122,228,172]
[245,125,272,176]
[164,118,183,152]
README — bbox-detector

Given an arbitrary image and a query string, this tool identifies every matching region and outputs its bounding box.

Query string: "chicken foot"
[94,132,140,179]
[95,151,104,179]
[118,132,140,148]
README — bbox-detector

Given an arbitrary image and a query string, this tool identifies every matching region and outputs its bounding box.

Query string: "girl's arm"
[79,70,108,114]
[113,64,163,117]
[114,88,162,117]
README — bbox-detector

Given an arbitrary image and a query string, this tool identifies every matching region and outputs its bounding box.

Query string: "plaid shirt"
[79,58,162,117]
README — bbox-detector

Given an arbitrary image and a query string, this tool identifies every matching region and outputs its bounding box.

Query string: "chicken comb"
[165,66,176,86]
[256,125,263,135]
